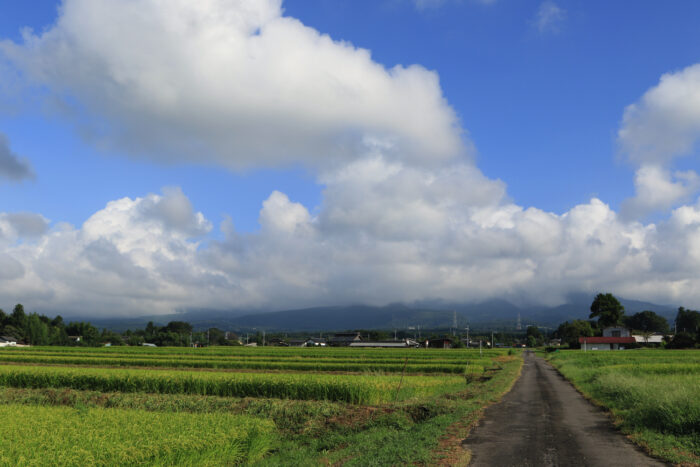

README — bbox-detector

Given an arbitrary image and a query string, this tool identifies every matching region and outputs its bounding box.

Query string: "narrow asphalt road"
[463,351,667,467]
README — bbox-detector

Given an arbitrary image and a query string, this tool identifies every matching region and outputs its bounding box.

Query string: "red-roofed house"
[578,336,636,351]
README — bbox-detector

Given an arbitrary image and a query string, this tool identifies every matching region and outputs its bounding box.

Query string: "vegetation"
[0,405,274,465]
[0,346,522,465]
[589,293,625,327]
[547,350,700,465]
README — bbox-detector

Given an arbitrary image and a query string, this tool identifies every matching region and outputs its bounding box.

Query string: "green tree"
[589,293,625,328]
[556,320,594,348]
[10,304,27,333]
[624,310,669,333]
[675,307,700,334]
[25,314,49,345]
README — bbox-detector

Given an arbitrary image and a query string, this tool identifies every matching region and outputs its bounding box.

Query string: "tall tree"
[675,307,700,334]
[589,293,625,328]
[624,310,669,333]
[556,320,594,348]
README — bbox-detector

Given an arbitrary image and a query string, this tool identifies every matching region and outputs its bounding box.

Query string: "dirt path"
[463,351,667,466]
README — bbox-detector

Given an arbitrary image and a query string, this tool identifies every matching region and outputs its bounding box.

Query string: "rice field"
[0,345,521,465]
[547,350,700,465]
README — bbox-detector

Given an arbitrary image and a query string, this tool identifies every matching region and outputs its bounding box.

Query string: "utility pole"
[479,339,482,356]
[394,329,397,341]
[465,326,469,348]
[262,330,265,347]
[491,331,494,350]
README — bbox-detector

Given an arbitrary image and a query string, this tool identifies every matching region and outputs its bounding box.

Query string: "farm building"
[0,336,17,347]
[578,336,635,350]
[427,338,453,349]
[306,338,327,346]
[349,339,419,348]
[329,332,362,346]
[287,339,308,347]
[632,334,665,344]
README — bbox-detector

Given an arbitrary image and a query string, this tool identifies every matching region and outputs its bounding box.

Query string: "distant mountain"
[86,295,678,333]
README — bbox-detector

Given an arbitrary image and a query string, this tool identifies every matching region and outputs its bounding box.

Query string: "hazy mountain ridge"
[85,294,678,332]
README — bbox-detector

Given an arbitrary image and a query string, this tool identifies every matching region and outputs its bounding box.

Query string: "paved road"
[463,352,667,467]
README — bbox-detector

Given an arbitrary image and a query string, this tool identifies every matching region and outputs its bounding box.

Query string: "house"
[578,336,635,350]
[0,336,17,347]
[329,332,362,346]
[427,338,453,349]
[602,326,631,337]
[142,342,157,347]
[68,335,82,343]
[287,339,308,347]
[306,337,327,347]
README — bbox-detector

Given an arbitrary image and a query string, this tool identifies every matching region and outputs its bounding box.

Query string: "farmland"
[0,346,521,465]
[547,350,700,465]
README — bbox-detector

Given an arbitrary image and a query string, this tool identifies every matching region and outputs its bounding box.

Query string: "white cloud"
[534,1,566,34]
[621,166,700,219]
[0,132,33,181]
[2,174,700,316]
[619,64,700,166]
[0,0,464,170]
[618,64,700,218]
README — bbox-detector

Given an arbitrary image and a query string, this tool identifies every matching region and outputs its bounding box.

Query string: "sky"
[0,0,700,317]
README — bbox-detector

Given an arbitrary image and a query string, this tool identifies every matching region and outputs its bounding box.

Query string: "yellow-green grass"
[0,349,522,466]
[0,353,478,374]
[548,350,700,465]
[0,346,508,363]
[0,404,274,466]
[0,364,467,404]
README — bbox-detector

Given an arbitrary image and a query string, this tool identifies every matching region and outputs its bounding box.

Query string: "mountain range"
[86,293,678,333]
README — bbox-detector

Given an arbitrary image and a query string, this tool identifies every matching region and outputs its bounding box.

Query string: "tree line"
[0,304,108,346]
[0,304,240,347]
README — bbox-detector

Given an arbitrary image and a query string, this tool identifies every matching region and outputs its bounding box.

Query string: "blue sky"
[1,0,700,316]
[3,0,700,228]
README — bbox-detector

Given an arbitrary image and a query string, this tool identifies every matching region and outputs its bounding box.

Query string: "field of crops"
[0,345,522,465]
[547,350,700,465]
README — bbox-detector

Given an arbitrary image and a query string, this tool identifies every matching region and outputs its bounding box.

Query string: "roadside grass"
[258,355,523,466]
[547,350,700,465]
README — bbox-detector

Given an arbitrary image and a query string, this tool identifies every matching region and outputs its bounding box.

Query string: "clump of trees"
[552,292,699,349]
[122,321,240,347]
[0,304,103,346]
[668,307,700,349]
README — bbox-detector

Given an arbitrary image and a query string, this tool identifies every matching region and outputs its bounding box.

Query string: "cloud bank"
[0,0,699,316]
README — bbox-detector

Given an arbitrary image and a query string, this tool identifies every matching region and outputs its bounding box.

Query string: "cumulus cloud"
[534,1,566,34]
[619,64,700,165]
[0,132,33,181]
[621,166,700,219]
[0,0,463,169]
[618,64,700,218]
[1,176,700,316]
